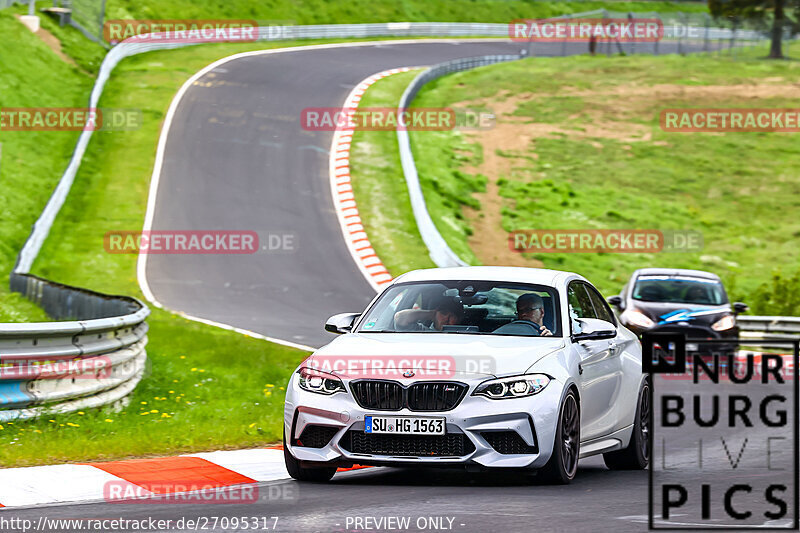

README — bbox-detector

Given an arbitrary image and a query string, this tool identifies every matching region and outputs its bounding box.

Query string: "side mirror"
[607,295,622,308]
[573,317,616,342]
[325,313,360,334]
[732,302,748,314]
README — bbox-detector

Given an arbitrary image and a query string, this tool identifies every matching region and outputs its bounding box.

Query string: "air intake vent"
[481,431,538,455]
[341,430,475,457]
[296,425,339,448]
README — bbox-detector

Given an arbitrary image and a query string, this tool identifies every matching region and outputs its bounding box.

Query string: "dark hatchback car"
[607,268,748,354]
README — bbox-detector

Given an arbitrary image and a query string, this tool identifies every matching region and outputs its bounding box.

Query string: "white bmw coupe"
[283,267,649,484]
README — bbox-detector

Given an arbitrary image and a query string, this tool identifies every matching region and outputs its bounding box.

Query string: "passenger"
[394,296,464,332]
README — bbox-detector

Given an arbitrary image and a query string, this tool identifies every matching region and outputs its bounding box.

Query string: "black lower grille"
[350,380,467,411]
[481,431,538,455]
[341,430,475,457]
[296,425,339,448]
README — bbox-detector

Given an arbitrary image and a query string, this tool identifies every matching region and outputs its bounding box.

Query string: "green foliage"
[0,12,93,320]
[351,47,800,302]
[103,0,708,23]
[745,270,800,316]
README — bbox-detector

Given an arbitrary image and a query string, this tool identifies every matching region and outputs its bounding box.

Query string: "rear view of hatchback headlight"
[473,374,550,399]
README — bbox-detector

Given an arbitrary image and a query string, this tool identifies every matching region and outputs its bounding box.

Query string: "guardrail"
[738,315,800,340]
[2,273,148,421]
[397,54,522,267]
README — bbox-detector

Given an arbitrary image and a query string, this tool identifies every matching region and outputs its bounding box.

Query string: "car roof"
[632,268,721,281]
[391,266,582,287]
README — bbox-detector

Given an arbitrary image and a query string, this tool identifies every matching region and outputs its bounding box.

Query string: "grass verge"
[105,0,708,23]
[348,44,800,307]
[0,11,93,322]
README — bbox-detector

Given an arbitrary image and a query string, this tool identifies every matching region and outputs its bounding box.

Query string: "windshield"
[632,275,728,305]
[357,281,562,337]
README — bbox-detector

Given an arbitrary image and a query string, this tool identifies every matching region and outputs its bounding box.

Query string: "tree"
[708,0,799,58]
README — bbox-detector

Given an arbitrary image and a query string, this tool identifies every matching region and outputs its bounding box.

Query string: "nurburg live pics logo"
[644,333,799,529]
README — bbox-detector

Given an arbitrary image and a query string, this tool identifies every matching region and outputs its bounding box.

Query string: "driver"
[514,293,553,336]
[685,285,707,303]
[394,295,463,331]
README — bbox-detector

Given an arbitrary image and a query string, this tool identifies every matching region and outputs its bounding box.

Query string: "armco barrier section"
[1,273,148,421]
[738,315,800,340]
[397,54,521,267]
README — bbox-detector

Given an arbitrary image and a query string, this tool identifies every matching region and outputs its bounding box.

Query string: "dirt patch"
[16,15,79,68]
[450,79,800,267]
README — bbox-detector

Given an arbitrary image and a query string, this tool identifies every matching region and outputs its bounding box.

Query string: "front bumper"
[284,375,562,470]
[625,323,739,353]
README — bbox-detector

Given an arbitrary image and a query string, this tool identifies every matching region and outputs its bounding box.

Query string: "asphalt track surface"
[142,38,719,348]
[9,40,768,532]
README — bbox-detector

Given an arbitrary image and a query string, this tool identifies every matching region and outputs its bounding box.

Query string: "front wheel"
[604,379,650,470]
[283,431,337,482]
[539,389,580,484]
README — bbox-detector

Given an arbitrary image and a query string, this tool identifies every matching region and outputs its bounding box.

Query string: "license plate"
[365,416,445,435]
[687,343,699,351]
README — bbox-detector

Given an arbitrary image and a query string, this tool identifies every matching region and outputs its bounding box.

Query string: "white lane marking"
[186,449,289,482]
[138,38,509,347]
[618,514,794,528]
[0,464,145,507]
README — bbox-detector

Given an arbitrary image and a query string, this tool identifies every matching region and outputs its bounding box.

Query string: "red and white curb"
[328,67,419,293]
[0,446,369,508]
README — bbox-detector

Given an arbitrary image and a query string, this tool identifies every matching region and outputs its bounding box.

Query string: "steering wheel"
[493,319,542,336]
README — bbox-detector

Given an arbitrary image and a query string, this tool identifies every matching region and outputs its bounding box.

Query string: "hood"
[631,301,731,326]
[303,332,566,380]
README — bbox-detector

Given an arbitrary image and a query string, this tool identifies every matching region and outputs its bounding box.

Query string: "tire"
[604,379,650,470]
[539,389,580,484]
[283,431,337,482]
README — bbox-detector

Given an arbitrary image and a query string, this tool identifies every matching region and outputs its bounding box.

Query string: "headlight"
[621,309,655,329]
[711,315,736,331]
[473,374,550,399]
[297,367,345,395]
